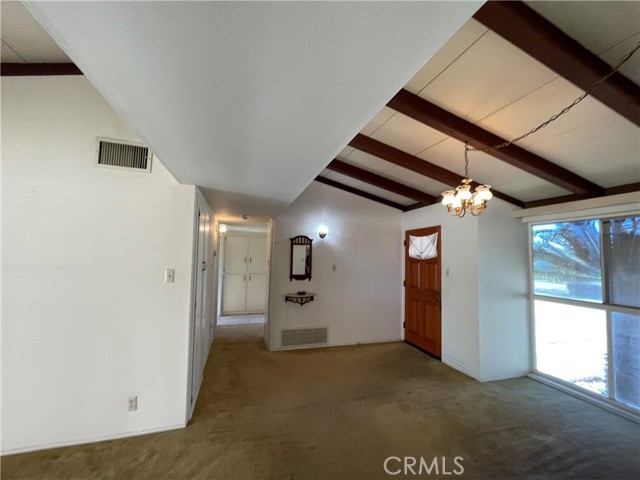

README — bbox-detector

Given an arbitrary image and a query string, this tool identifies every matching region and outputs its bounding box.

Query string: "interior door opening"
[217,222,270,327]
[404,226,442,358]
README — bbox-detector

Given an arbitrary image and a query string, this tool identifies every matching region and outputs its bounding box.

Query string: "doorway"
[404,226,442,357]
[217,223,269,327]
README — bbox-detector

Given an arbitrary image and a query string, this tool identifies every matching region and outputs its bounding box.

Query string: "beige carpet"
[2,324,639,479]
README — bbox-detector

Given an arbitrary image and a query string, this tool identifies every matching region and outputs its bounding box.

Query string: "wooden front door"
[404,226,442,357]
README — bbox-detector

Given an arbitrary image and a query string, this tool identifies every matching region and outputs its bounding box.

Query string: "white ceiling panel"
[319,169,331,177]
[568,155,640,189]
[526,1,640,57]
[477,77,639,187]
[324,171,364,189]
[1,2,70,62]
[370,112,447,156]
[360,107,396,136]
[478,78,609,144]
[355,183,415,206]
[1,41,25,62]
[496,178,571,203]
[418,30,559,123]
[405,19,488,95]
[515,115,640,188]
[336,146,355,160]
[383,166,451,196]
[343,150,396,174]
[25,1,482,217]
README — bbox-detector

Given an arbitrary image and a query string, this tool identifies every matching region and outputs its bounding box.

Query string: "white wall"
[403,206,481,379]
[478,200,530,381]
[269,182,403,349]
[1,76,197,453]
[403,199,530,381]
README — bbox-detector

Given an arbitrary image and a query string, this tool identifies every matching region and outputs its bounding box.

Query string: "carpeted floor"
[2,324,639,479]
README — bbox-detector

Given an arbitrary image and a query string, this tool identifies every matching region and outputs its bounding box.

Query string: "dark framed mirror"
[290,235,313,281]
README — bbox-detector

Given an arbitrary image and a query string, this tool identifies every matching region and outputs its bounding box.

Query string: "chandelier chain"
[464,141,469,179]
[467,42,640,154]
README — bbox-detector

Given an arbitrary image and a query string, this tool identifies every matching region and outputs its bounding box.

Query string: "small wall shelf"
[284,292,316,306]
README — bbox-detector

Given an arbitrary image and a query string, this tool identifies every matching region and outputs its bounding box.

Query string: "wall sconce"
[318,225,328,239]
[218,224,228,234]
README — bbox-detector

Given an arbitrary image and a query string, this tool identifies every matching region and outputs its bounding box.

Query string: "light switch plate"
[164,269,175,283]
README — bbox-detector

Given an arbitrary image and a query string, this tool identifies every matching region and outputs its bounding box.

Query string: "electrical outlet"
[128,396,138,411]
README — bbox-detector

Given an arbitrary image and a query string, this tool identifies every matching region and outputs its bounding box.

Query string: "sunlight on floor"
[218,314,264,326]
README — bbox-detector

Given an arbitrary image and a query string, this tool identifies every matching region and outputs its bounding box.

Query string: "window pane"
[612,312,640,409]
[532,221,602,302]
[534,300,607,396]
[604,217,640,308]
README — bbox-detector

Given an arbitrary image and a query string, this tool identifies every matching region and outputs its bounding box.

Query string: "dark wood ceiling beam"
[349,133,524,207]
[326,159,437,205]
[523,182,640,209]
[1,63,83,76]
[474,1,640,127]
[605,182,640,196]
[387,89,604,196]
[314,176,407,210]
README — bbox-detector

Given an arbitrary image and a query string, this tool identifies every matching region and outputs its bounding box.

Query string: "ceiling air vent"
[281,328,328,348]
[96,138,152,172]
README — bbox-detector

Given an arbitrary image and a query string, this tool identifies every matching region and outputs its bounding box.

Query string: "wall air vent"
[96,138,152,172]
[281,327,328,348]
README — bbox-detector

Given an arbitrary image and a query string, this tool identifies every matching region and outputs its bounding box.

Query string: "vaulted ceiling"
[316,1,640,211]
[2,1,639,216]
[3,0,481,219]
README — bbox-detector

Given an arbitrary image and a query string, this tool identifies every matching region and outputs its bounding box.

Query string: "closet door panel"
[222,274,246,313]
[224,236,249,274]
[246,274,266,311]
[247,236,267,274]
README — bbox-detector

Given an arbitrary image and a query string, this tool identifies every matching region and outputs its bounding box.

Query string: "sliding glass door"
[531,217,639,412]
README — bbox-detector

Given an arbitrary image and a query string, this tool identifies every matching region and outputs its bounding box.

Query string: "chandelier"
[441,143,492,217]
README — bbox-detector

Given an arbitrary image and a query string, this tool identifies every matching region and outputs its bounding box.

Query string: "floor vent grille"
[281,328,328,348]
[96,138,151,172]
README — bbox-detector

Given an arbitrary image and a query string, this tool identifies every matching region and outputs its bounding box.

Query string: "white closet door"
[246,274,266,311]
[224,236,249,274]
[247,236,267,274]
[222,274,246,313]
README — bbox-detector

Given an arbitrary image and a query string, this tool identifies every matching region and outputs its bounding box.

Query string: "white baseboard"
[1,422,186,456]
[442,356,479,381]
[478,370,529,383]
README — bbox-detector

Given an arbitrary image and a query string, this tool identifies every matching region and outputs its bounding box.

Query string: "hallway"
[3,325,639,479]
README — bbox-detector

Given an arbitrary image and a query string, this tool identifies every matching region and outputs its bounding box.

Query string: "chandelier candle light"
[441,142,492,218]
